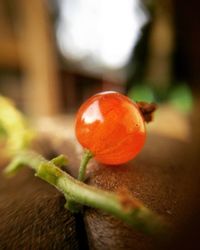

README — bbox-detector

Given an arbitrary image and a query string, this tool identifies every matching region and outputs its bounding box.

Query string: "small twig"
[4,150,168,237]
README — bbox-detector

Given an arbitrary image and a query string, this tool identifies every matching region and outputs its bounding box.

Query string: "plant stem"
[4,150,168,237]
[78,150,93,181]
[65,149,93,212]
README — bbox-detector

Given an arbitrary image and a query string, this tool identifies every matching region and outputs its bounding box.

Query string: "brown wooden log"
[0,113,199,249]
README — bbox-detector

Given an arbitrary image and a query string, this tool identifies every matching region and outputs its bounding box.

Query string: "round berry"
[75,91,146,165]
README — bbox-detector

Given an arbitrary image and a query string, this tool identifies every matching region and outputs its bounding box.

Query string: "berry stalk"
[4,150,168,237]
[78,150,93,181]
[66,149,93,212]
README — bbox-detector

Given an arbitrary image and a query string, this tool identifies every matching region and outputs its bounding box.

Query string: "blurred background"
[1,0,200,142]
[0,0,199,115]
[1,1,200,248]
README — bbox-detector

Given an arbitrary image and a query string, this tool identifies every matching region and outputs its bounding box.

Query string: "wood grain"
[0,168,80,250]
[0,122,199,249]
[83,133,194,250]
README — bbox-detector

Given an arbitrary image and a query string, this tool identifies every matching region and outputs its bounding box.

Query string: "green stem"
[78,150,93,181]
[66,149,93,212]
[4,150,168,237]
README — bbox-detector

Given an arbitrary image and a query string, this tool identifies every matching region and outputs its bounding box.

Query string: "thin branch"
[4,150,168,237]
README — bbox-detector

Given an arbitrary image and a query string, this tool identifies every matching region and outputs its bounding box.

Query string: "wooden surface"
[51,131,198,249]
[0,110,199,249]
[0,167,81,250]
[84,134,191,250]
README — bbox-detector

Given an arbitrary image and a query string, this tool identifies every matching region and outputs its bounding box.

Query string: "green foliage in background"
[128,82,193,113]
[169,83,193,113]
[128,83,155,103]
[0,96,35,156]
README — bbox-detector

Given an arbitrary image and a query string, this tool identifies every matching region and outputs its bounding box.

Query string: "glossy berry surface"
[75,91,146,165]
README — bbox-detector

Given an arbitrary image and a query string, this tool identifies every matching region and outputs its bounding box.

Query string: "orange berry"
[75,91,146,165]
